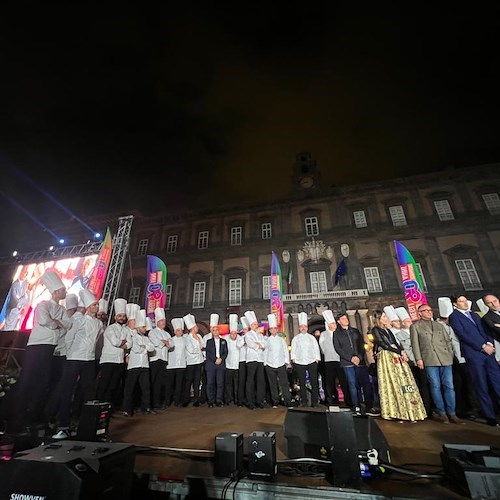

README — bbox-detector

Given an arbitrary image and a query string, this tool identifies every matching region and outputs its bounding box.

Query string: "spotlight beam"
[5,160,98,235]
[0,188,63,242]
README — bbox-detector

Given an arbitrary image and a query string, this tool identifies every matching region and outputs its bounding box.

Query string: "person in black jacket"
[333,312,378,416]
[205,322,229,407]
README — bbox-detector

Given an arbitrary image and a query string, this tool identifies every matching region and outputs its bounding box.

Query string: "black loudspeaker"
[214,432,243,478]
[76,401,112,441]
[441,444,500,499]
[248,431,277,478]
[0,440,136,499]
[284,408,390,463]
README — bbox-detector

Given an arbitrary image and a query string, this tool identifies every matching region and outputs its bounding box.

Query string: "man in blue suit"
[448,294,500,427]
[205,319,228,407]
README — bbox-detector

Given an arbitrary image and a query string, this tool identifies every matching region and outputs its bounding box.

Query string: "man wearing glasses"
[410,304,461,424]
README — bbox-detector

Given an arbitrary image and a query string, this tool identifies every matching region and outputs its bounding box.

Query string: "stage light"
[94,232,101,239]
[48,246,54,251]
[12,251,18,257]
[59,238,66,245]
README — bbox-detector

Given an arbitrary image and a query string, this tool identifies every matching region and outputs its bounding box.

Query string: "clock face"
[300,176,314,188]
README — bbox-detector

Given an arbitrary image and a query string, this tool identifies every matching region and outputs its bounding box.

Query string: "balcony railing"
[283,289,369,301]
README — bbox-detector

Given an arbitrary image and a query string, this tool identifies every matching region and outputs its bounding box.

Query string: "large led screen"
[0,254,98,332]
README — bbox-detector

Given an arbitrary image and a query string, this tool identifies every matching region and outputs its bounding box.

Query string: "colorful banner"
[145,255,167,319]
[394,240,427,321]
[87,227,113,300]
[270,251,285,333]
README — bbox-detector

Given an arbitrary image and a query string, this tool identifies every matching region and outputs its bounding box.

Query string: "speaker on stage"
[0,440,136,499]
[284,408,390,463]
[248,431,277,478]
[76,401,112,441]
[214,432,243,478]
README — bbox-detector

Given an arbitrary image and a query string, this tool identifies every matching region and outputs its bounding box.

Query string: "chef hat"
[98,298,108,314]
[244,310,257,325]
[298,312,308,326]
[136,309,146,328]
[210,313,219,327]
[41,270,65,293]
[145,317,153,331]
[438,297,453,318]
[78,295,85,308]
[126,303,139,320]
[476,299,489,315]
[114,298,127,315]
[79,289,97,308]
[383,305,399,322]
[171,317,184,331]
[325,321,329,331]
[267,313,277,328]
[395,307,410,321]
[183,313,196,330]
[240,316,250,329]
[467,300,472,311]
[65,293,78,310]
[155,307,166,323]
[322,309,335,324]
[229,314,239,332]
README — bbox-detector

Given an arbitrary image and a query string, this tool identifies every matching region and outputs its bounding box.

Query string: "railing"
[283,289,369,301]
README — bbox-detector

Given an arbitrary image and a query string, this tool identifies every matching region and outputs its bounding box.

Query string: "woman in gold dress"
[370,310,427,422]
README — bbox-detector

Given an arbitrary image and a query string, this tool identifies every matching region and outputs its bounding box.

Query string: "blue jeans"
[343,365,374,408]
[425,365,455,415]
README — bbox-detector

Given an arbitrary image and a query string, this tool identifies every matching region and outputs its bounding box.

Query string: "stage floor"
[106,405,500,499]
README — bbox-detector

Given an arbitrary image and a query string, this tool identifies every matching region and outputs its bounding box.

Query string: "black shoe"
[216,402,224,407]
[123,411,132,417]
[182,402,190,408]
[208,403,214,408]
[246,404,255,410]
[486,418,500,427]
[142,408,157,415]
[193,401,200,407]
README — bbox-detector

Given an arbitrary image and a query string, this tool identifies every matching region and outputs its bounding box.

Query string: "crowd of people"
[7,268,500,439]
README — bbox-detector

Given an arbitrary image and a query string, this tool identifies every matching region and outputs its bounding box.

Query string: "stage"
[102,405,498,498]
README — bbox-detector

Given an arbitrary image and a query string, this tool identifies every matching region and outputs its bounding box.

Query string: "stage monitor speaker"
[441,444,500,499]
[248,431,277,478]
[77,401,112,441]
[284,408,390,463]
[0,440,136,499]
[214,432,243,478]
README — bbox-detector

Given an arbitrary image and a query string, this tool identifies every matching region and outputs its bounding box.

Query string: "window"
[415,263,428,293]
[167,235,178,253]
[231,226,242,246]
[434,200,454,221]
[198,231,209,249]
[128,287,141,304]
[304,216,319,236]
[165,284,173,310]
[261,222,272,239]
[262,275,271,299]
[482,193,500,215]
[137,239,149,256]
[353,210,367,228]
[364,267,383,292]
[310,271,328,293]
[192,281,206,308]
[455,259,482,291]
[228,278,242,306]
[389,206,407,227]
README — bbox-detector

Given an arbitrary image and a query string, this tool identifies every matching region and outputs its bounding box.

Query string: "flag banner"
[334,259,347,286]
[87,227,113,300]
[271,251,285,333]
[394,240,427,321]
[145,255,167,319]
[287,266,293,294]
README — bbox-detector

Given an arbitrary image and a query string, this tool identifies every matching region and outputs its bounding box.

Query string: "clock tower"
[293,152,320,192]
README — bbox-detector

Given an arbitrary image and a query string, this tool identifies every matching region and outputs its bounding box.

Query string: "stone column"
[346,309,358,330]
[357,308,374,365]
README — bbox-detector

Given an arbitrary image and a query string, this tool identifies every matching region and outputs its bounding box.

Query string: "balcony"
[283,289,369,302]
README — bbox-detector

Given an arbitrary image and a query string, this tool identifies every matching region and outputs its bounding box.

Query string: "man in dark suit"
[205,321,228,407]
[481,293,500,343]
[448,294,500,427]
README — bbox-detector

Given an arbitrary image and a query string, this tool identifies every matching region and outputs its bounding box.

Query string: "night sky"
[1,4,500,255]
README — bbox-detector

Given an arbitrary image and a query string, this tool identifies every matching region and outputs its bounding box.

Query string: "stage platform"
[101,404,498,498]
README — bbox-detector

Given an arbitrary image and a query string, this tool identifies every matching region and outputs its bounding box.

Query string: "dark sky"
[1,4,500,255]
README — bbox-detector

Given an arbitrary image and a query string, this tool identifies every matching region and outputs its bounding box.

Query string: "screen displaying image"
[0,254,98,332]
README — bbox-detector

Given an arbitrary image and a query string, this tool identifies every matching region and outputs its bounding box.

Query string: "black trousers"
[150,359,168,408]
[224,368,239,404]
[294,362,319,406]
[324,360,350,406]
[96,362,125,407]
[237,361,247,405]
[265,364,291,405]
[123,367,151,414]
[206,362,225,404]
[165,367,186,406]
[183,362,202,404]
[245,361,265,406]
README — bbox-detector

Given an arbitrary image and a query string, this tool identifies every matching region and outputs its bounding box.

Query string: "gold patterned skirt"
[376,350,427,421]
